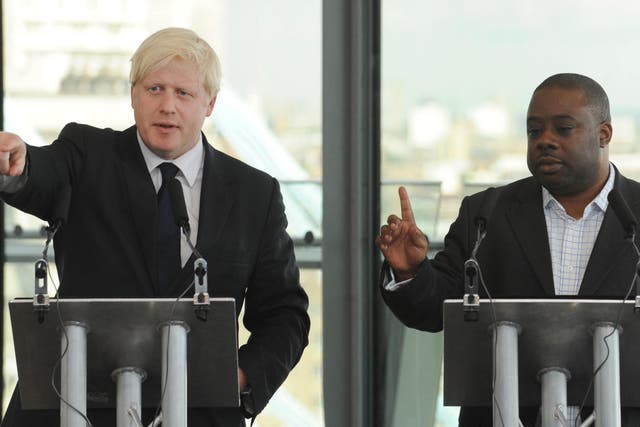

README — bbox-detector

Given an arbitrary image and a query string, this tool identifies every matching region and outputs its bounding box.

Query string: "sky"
[382,0,640,116]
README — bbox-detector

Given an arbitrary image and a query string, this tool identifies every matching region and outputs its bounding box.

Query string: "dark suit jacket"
[381,170,640,426]
[1,123,310,427]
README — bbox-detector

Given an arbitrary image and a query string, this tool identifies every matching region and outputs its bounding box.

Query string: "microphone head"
[167,178,190,230]
[50,184,72,227]
[473,216,487,232]
[473,187,497,233]
[608,189,638,238]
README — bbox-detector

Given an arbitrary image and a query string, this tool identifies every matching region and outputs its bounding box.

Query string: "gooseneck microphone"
[168,179,191,236]
[607,189,640,312]
[463,187,497,321]
[167,178,210,321]
[50,184,73,232]
[608,189,638,240]
[463,217,486,321]
[34,184,72,323]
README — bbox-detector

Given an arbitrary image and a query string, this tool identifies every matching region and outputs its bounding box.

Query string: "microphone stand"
[618,225,640,313]
[463,259,480,321]
[463,221,486,321]
[33,259,49,324]
[179,225,210,321]
[168,177,210,320]
[634,260,640,314]
[33,222,60,323]
[626,231,640,313]
[607,189,640,312]
[192,257,210,321]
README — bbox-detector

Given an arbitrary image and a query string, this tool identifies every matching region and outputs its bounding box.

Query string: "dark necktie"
[157,162,181,294]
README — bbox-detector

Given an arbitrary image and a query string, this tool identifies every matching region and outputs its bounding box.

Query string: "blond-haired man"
[0,28,310,427]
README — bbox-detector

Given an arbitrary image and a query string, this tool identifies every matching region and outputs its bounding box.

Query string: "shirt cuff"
[0,156,29,193]
[0,171,28,193]
[383,268,414,291]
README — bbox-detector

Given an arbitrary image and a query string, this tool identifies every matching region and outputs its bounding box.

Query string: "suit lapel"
[506,171,635,297]
[580,174,633,295]
[195,140,234,252]
[167,137,234,296]
[505,180,556,296]
[579,208,629,295]
[116,126,158,293]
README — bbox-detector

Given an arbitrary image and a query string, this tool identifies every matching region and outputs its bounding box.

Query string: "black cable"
[474,253,506,427]
[49,268,94,427]
[150,280,194,423]
[573,233,639,426]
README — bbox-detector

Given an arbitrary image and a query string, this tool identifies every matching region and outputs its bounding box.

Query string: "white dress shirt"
[137,131,204,267]
[543,163,614,424]
[544,164,614,296]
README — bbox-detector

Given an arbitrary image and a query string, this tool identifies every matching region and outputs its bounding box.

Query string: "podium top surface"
[443,298,640,407]
[9,298,239,410]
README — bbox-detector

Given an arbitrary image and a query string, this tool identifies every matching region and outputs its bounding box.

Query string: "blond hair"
[130,27,221,98]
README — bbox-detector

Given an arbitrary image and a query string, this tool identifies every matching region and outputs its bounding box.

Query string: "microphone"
[34,184,72,323]
[608,189,638,240]
[607,189,640,312]
[464,187,497,321]
[168,179,190,235]
[50,184,72,230]
[167,178,210,321]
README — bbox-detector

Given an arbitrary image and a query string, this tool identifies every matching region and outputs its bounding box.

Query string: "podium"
[9,298,239,427]
[443,299,640,427]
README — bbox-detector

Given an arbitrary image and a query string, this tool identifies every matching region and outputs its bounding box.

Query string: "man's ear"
[206,96,217,117]
[599,121,612,147]
[130,85,136,109]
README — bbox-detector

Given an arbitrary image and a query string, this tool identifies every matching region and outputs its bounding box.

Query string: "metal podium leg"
[491,321,521,427]
[160,321,190,427]
[592,322,621,427]
[112,367,147,427]
[60,321,88,427]
[538,367,570,427]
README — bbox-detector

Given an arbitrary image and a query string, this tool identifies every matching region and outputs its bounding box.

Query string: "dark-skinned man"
[376,73,640,426]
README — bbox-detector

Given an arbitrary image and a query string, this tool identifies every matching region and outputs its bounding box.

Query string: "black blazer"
[1,123,310,427]
[381,170,640,426]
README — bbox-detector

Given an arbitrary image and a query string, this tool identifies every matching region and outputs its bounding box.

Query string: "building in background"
[3,1,322,426]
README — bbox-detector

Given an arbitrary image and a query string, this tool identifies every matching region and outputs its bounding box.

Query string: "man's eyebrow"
[550,114,576,120]
[526,114,576,121]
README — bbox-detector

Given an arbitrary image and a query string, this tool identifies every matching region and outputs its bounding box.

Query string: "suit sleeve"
[1,123,85,222]
[237,179,310,415]
[379,194,477,332]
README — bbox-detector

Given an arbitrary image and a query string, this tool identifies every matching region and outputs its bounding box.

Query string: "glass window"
[3,1,322,425]
[381,1,640,425]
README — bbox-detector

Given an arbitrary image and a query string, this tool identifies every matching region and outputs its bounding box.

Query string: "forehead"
[140,58,202,88]
[527,87,589,120]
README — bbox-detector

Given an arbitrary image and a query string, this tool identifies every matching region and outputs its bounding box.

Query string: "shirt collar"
[136,130,204,187]
[542,163,615,214]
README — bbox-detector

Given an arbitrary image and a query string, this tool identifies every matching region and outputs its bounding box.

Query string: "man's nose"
[159,92,176,114]
[534,128,559,150]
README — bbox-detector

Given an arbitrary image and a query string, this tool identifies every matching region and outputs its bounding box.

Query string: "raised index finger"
[398,186,416,224]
